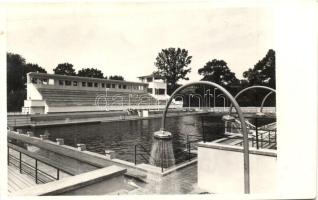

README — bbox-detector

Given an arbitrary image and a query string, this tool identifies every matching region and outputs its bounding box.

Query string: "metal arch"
[160,81,250,193]
[229,85,276,115]
[260,91,274,113]
[173,94,185,101]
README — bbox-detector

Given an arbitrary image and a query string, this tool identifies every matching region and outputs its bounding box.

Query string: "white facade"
[138,74,169,101]
[22,72,175,114]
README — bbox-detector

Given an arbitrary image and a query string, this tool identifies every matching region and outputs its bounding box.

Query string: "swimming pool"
[31,115,226,164]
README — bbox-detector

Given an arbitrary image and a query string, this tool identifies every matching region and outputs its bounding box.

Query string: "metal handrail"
[224,125,277,149]
[8,144,72,184]
[9,155,56,183]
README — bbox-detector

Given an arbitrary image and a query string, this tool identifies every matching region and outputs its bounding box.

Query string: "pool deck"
[10,110,210,129]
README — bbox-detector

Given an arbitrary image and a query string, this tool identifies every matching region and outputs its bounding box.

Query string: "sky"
[6,2,274,83]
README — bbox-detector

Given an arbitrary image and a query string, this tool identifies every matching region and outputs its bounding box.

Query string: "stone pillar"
[27,131,34,137]
[105,150,116,159]
[40,134,48,140]
[77,144,86,151]
[56,138,64,145]
[16,129,23,134]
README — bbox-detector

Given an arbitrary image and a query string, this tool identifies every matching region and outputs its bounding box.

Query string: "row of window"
[30,77,144,90]
[147,88,165,95]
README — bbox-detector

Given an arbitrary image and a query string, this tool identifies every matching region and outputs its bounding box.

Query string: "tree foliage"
[78,68,105,79]
[198,59,239,88]
[23,63,47,83]
[7,53,25,92]
[243,49,276,88]
[154,47,192,94]
[53,63,76,76]
[7,53,47,111]
[109,75,124,81]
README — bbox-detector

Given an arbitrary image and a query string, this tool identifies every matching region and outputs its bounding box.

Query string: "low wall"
[13,166,127,196]
[46,104,179,113]
[197,142,277,194]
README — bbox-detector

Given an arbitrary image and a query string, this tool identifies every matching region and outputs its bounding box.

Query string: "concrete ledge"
[197,142,277,157]
[13,165,127,196]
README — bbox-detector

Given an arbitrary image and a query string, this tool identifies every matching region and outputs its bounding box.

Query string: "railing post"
[268,130,271,145]
[201,116,206,143]
[7,146,9,165]
[255,118,259,149]
[35,160,38,184]
[134,145,137,165]
[161,140,163,173]
[260,132,263,148]
[19,152,22,173]
[188,140,191,162]
[57,168,60,180]
[251,136,254,147]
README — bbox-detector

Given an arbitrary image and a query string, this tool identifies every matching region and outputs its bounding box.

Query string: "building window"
[147,77,152,82]
[111,84,116,88]
[159,89,165,95]
[88,82,93,87]
[106,84,110,88]
[65,80,71,86]
[147,88,153,94]
[73,81,78,86]
[94,82,98,87]
[101,83,105,88]
[31,78,38,84]
[41,79,48,85]
[118,84,122,89]
[82,82,86,87]
[123,85,127,89]
[59,80,64,85]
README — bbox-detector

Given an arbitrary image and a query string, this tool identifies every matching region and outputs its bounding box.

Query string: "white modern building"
[138,74,169,101]
[22,72,179,114]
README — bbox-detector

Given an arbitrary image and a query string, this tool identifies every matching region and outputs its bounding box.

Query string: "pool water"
[32,115,225,164]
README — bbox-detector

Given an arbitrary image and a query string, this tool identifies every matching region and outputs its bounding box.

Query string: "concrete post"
[40,134,48,140]
[56,138,64,145]
[105,150,116,159]
[17,129,23,134]
[27,131,34,137]
[77,144,86,151]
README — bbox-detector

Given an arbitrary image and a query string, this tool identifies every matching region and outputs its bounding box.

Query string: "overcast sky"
[6,2,274,83]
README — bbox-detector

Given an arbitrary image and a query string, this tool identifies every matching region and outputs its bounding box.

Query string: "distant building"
[23,72,178,114]
[138,74,169,101]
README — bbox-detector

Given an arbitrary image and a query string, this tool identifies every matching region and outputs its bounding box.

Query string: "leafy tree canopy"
[198,59,239,87]
[78,68,104,79]
[154,47,192,94]
[109,75,124,81]
[243,49,276,88]
[53,63,76,76]
[7,52,47,111]
[7,53,26,92]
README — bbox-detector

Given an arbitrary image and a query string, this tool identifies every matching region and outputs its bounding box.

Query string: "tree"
[198,59,239,88]
[7,53,25,93]
[53,63,76,76]
[78,68,104,78]
[154,47,192,94]
[109,75,124,81]
[23,63,47,83]
[243,49,276,88]
[7,53,47,111]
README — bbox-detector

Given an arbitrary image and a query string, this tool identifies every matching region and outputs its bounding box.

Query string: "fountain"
[148,81,251,193]
[149,130,175,169]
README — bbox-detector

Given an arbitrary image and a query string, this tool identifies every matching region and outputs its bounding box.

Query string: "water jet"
[149,130,175,169]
